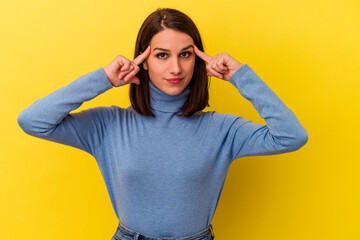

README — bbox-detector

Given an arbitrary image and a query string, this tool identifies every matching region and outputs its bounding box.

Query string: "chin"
[163,88,184,96]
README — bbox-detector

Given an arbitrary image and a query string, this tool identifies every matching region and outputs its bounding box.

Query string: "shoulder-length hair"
[130,8,209,117]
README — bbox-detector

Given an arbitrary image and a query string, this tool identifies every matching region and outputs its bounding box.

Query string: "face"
[143,29,195,96]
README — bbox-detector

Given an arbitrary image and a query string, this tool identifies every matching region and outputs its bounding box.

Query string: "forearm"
[18,67,113,136]
[229,64,308,151]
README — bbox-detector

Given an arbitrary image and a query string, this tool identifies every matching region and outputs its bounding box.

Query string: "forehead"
[150,29,194,50]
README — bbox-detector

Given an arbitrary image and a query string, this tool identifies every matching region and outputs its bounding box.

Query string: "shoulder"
[202,110,244,123]
[204,110,252,134]
[76,105,135,121]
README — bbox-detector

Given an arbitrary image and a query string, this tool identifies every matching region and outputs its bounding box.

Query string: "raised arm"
[17,46,151,155]
[17,67,114,155]
[194,46,308,162]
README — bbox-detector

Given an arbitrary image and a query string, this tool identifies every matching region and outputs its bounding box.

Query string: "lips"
[166,78,183,84]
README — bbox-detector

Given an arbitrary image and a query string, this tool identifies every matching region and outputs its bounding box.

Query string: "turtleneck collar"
[149,80,190,113]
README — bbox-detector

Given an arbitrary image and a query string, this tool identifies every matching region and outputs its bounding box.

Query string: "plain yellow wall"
[1,0,359,239]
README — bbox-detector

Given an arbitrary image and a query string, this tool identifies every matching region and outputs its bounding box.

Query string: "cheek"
[185,59,195,73]
[148,61,166,76]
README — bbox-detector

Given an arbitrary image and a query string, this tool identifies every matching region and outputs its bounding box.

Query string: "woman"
[18,8,308,240]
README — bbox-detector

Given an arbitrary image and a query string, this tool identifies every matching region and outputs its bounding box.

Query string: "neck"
[149,81,190,113]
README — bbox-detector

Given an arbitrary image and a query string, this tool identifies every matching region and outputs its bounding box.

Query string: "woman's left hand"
[194,45,244,81]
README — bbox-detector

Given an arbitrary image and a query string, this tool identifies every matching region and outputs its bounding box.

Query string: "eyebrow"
[152,45,194,52]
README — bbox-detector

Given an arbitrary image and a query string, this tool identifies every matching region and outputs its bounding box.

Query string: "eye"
[180,52,192,58]
[156,53,168,59]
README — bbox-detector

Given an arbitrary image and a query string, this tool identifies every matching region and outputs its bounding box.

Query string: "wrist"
[103,67,115,87]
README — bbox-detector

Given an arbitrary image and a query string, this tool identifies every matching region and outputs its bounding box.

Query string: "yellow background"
[1,0,359,239]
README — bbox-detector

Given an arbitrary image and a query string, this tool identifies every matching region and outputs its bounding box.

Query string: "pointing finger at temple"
[132,45,151,66]
[194,45,212,63]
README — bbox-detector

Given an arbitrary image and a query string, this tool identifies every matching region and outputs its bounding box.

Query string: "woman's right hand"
[103,45,151,87]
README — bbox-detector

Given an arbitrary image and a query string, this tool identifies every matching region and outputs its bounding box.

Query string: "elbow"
[17,109,34,135]
[273,127,309,153]
[17,109,48,136]
[289,128,309,151]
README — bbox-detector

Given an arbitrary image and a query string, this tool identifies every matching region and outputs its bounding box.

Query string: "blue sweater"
[18,64,308,238]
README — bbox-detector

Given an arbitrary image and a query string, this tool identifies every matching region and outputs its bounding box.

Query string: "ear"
[143,61,148,70]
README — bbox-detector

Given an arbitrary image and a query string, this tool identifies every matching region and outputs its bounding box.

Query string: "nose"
[169,58,182,75]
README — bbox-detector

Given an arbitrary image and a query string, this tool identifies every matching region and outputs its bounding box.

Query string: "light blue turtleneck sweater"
[17,64,308,238]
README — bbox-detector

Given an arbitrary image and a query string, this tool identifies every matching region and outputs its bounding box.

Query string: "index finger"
[194,45,212,63]
[133,45,151,65]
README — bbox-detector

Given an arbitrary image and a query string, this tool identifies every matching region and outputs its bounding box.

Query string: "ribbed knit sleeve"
[212,64,308,162]
[17,67,114,155]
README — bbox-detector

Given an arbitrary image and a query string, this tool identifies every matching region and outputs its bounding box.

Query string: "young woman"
[18,8,308,240]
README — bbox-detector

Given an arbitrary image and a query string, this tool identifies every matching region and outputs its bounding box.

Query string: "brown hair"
[130,8,209,117]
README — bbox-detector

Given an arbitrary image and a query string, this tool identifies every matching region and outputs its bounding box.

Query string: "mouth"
[166,78,184,84]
